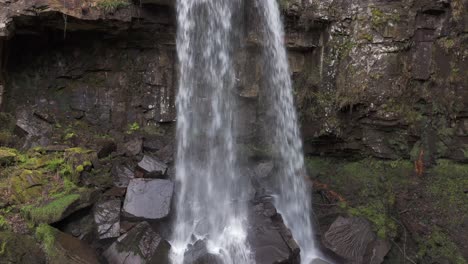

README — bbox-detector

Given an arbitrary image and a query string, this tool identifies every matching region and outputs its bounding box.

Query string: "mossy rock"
[0,147,18,166]
[23,188,99,224]
[35,224,99,264]
[0,231,46,264]
[10,170,46,203]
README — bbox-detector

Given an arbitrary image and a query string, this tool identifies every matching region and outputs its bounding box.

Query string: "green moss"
[439,37,456,51]
[23,194,80,223]
[45,158,65,172]
[370,7,400,28]
[65,147,93,154]
[428,160,468,213]
[97,0,130,13]
[35,224,57,257]
[380,99,423,126]
[306,157,413,239]
[75,165,84,173]
[63,132,76,140]
[417,228,466,264]
[360,33,373,42]
[0,215,8,231]
[0,147,18,165]
[348,202,397,238]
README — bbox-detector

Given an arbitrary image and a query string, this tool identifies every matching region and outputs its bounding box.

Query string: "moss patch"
[417,228,466,264]
[23,194,80,224]
[97,0,130,13]
[307,157,413,239]
[35,224,58,257]
[0,147,18,165]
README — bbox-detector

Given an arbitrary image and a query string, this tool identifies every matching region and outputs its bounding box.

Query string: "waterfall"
[172,0,319,263]
[256,0,319,263]
[171,0,252,263]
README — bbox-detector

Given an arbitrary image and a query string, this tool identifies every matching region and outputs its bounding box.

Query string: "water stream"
[256,1,319,262]
[172,0,319,263]
[171,0,252,263]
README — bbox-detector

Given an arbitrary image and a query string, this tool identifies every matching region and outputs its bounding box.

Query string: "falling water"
[256,0,319,263]
[171,0,252,263]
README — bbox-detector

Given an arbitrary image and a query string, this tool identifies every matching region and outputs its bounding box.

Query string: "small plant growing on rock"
[126,122,140,134]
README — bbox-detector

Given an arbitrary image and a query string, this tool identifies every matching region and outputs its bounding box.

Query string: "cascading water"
[171,0,252,263]
[256,0,320,263]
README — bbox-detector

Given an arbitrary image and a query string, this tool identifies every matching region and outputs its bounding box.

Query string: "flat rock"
[137,155,168,178]
[103,221,171,264]
[324,217,391,264]
[123,178,174,219]
[93,199,121,239]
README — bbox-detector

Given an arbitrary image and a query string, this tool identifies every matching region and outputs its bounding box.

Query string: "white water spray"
[256,0,320,263]
[171,0,252,263]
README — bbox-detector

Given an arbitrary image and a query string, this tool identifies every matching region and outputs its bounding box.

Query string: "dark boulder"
[103,221,171,264]
[323,217,391,264]
[247,197,300,264]
[122,178,174,220]
[93,199,121,239]
[111,163,135,188]
[137,155,168,178]
[183,239,224,264]
[97,139,117,159]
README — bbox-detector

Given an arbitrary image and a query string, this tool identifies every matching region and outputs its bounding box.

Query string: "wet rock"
[137,155,168,178]
[124,137,143,156]
[254,162,274,179]
[310,258,332,264]
[103,221,171,264]
[123,178,174,220]
[93,199,121,239]
[183,239,223,264]
[155,144,174,164]
[36,225,99,264]
[248,197,300,264]
[324,217,391,264]
[112,163,135,188]
[97,139,117,159]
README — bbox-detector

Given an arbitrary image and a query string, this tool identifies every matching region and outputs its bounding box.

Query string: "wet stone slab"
[123,178,174,220]
[93,199,121,239]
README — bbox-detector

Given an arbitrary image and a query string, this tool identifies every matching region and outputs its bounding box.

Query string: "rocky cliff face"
[0,0,466,263]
